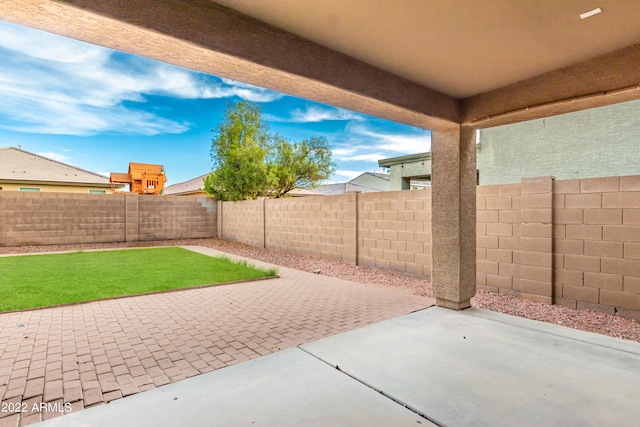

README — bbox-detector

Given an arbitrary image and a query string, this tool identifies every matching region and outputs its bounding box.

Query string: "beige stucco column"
[430,125,477,309]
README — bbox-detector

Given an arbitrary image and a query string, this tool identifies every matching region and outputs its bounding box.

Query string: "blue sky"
[0,20,431,185]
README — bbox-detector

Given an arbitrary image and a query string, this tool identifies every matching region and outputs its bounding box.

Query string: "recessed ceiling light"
[580,7,602,19]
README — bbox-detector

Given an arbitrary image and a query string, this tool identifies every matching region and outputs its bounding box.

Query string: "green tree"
[269,136,336,198]
[204,101,273,200]
[205,101,336,200]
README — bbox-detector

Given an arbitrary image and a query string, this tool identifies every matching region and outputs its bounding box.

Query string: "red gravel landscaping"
[2,238,639,343]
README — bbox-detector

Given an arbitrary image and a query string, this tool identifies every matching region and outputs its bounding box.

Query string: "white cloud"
[0,21,282,136]
[0,89,189,136]
[219,78,283,102]
[267,106,365,123]
[332,148,388,162]
[347,123,431,153]
[329,123,430,170]
[0,21,107,65]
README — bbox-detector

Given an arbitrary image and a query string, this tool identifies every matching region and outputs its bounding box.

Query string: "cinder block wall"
[219,191,432,271]
[138,196,217,240]
[221,199,265,248]
[265,193,357,263]
[478,175,640,320]
[359,190,431,275]
[476,183,522,297]
[0,192,216,246]
[0,192,125,246]
[552,176,640,319]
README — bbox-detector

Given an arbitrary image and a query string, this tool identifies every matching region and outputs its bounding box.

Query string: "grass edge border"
[0,274,280,315]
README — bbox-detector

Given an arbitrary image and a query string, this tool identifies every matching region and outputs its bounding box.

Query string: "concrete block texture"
[475,175,640,319]
[624,209,640,225]
[553,209,583,224]
[521,194,553,209]
[584,272,623,291]
[600,289,640,310]
[0,193,215,247]
[603,225,640,242]
[584,240,623,258]
[3,174,640,320]
[621,175,640,191]
[602,192,640,208]
[583,209,623,225]
[223,199,264,248]
[359,190,431,275]
[552,238,583,255]
[521,176,554,193]
[566,193,602,209]
[554,179,580,194]
[580,176,620,193]
[264,193,358,263]
[563,284,600,303]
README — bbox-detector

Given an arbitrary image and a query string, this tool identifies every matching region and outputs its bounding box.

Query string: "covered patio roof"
[2,0,638,131]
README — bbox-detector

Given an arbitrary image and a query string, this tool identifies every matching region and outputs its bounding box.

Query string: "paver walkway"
[0,246,433,426]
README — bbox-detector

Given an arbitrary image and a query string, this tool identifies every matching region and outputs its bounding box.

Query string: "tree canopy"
[205,101,336,201]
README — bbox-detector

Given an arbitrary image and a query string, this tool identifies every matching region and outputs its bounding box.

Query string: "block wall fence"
[1,176,638,320]
[219,190,432,276]
[220,175,640,320]
[477,175,640,320]
[0,192,216,246]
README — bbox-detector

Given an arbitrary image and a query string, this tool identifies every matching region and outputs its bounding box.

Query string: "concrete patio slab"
[35,348,431,427]
[301,306,640,427]
[30,306,640,427]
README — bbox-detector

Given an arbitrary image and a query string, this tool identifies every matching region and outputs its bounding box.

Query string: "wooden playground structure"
[110,162,167,195]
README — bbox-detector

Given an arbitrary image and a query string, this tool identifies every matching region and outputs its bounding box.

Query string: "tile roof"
[0,146,111,187]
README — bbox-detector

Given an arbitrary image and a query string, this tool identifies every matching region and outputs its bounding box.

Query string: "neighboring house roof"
[165,173,209,196]
[378,152,432,168]
[166,173,324,197]
[314,182,382,196]
[349,171,391,191]
[352,171,390,182]
[0,146,112,187]
[287,187,323,197]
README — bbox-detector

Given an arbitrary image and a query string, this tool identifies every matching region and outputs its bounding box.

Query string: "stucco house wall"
[0,182,113,193]
[379,153,431,191]
[477,99,640,185]
[380,100,640,189]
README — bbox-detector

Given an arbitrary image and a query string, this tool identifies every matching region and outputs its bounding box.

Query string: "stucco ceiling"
[1,0,639,130]
[212,0,640,98]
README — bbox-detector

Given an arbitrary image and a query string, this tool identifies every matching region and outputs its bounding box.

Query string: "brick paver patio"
[0,247,433,426]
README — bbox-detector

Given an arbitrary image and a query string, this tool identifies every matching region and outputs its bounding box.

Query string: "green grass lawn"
[0,247,276,312]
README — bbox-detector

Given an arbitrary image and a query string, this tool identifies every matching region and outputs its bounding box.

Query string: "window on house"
[19,187,40,192]
[89,190,107,194]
